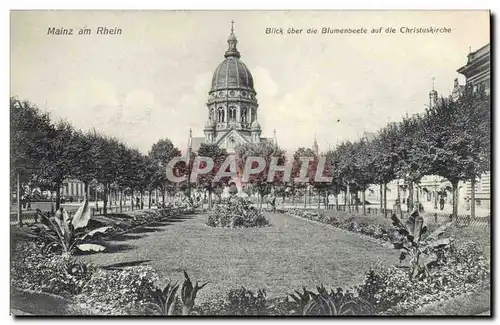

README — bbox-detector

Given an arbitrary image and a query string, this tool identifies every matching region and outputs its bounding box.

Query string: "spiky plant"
[180,271,208,315]
[288,286,311,314]
[147,281,179,315]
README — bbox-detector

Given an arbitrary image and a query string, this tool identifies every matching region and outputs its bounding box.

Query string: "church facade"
[189,24,275,154]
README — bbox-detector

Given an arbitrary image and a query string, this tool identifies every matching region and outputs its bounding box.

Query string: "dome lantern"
[224,20,241,59]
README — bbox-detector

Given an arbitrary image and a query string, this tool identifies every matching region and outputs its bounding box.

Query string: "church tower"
[429,78,438,109]
[204,22,262,153]
[312,134,319,156]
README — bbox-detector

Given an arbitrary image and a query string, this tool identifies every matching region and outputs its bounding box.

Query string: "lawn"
[78,211,400,303]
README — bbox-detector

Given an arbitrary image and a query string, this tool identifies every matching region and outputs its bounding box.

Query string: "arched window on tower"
[218,107,225,122]
[229,107,236,122]
[241,107,247,123]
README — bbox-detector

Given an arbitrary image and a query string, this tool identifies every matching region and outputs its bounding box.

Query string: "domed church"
[188,22,276,154]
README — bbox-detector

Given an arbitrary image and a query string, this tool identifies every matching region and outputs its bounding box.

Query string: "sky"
[10,10,490,155]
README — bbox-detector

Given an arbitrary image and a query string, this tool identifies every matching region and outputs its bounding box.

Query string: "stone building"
[189,23,275,154]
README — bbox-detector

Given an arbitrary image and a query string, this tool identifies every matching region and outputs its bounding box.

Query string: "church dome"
[251,120,261,130]
[204,119,216,130]
[210,26,254,92]
[211,57,254,91]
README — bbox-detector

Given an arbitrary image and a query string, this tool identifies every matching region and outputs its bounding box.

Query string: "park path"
[78,211,399,302]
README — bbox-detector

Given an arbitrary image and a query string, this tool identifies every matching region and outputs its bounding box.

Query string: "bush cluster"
[11,241,95,297]
[356,241,490,314]
[75,265,159,315]
[207,196,270,228]
[286,208,401,242]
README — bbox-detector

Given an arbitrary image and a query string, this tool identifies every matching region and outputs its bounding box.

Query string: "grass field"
[78,211,399,303]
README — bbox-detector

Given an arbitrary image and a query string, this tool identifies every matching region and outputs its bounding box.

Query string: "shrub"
[11,241,95,297]
[225,287,268,315]
[199,287,268,315]
[75,265,159,315]
[357,241,490,314]
[207,196,270,228]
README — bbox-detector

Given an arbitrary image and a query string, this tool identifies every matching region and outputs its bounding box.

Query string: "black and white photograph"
[9,10,491,316]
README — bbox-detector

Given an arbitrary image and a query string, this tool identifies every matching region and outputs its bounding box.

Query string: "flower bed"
[11,236,490,315]
[11,206,490,315]
[207,196,270,228]
[283,208,490,315]
[285,208,397,243]
[11,241,96,298]
[74,266,159,315]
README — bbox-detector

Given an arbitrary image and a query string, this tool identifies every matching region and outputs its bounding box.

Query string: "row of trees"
[11,97,187,219]
[227,86,489,220]
[324,86,490,220]
[11,84,489,221]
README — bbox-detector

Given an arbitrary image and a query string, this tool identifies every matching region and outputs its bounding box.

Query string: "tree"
[91,134,120,216]
[292,147,317,209]
[10,98,53,223]
[371,124,399,216]
[328,141,360,212]
[453,87,490,219]
[235,141,286,208]
[37,120,80,210]
[196,143,229,208]
[425,89,490,221]
[392,114,435,211]
[350,138,376,215]
[71,130,95,199]
[148,138,182,208]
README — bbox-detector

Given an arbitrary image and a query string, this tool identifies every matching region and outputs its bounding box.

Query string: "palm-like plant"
[391,208,452,280]
[30,199,111,255]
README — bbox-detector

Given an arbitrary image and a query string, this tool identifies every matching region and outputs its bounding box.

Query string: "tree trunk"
[140,191,144,209]
[317,189,321,210]
[148,190,152,209]
[131,189,134,211]
[335,192,339,211]
[208,188,213,209]
[471,177,476,219]
[308,188,311,208]
[16,172,22,226]
[55,182,61,211]
[119,190,123,213]
[303,189,306,209]
[103,184,109,216]
[355,191,359,213]
[343,190,347,210]
[162,187,166,209]
[379,183,383,213]
[84,182,89,200]
[362,190,366,215]
[452,180,459,224]
[383,183,388,218]
[408,181,414,213]
[347,185,351,213]
[95,185,99,210]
